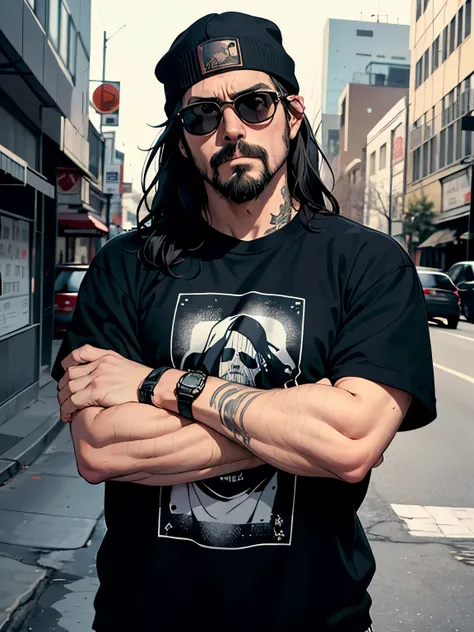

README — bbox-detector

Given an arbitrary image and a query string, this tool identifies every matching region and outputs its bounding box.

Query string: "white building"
[365,96,407,246]
[320,18,410,161]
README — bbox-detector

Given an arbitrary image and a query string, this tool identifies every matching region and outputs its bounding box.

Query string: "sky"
[88,0,412,192]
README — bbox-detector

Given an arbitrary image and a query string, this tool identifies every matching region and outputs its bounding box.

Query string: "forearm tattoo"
[265,185,293,234]
[209,383,263,447]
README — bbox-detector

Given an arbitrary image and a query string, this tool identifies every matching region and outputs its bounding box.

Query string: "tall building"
[365,97,407,245]
[334,81,409,222]
[0,0,96,423]
[406,0,474,269]
[320,18,410,161]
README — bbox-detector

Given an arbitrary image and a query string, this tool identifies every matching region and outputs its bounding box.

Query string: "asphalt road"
[9,321,474,632]
[362,318,474,632]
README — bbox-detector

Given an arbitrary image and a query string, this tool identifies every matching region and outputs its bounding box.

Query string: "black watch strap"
[175,370,208,420]
[138,367,171,406]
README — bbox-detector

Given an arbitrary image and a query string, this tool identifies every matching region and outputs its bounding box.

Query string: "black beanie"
[155,12,299,118]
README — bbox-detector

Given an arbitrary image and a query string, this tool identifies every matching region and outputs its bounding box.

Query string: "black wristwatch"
[175,370,208,421]
[138,367,171,406]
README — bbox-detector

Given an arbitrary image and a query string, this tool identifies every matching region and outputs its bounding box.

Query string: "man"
[53,12,436,632]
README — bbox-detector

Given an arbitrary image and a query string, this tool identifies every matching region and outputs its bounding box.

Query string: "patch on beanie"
[197,38,243,75]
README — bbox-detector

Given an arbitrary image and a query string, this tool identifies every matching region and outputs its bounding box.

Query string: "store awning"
[418,229,456,248]
[0,144,27,184]
[58,212,108,235]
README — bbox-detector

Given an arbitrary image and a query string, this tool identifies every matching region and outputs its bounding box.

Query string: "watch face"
[184,372,204,388]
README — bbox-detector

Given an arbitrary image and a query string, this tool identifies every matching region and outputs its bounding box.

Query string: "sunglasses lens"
[236,92,276,124]
[182,102,221,135]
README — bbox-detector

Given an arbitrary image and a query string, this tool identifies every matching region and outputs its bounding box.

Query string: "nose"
[219,104,246,143]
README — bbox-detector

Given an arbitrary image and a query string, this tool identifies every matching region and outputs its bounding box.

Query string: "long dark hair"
[136,77,339,274]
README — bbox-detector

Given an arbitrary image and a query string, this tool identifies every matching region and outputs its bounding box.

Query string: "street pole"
[100,31,106,135]
[467,162,474,260]
[388,128,394,237]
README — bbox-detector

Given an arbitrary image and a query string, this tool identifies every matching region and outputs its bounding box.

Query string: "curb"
[0,414,63,486]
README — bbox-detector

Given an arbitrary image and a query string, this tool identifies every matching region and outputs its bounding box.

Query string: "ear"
[287,95,305,140]
[178,138,188,158]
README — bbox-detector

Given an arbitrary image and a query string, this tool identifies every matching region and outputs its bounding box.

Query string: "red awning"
[58,212,108,234]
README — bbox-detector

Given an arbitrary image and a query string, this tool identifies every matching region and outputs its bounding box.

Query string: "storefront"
[0,143,55,425]
[57,212,108,263]
[418,168,471,269]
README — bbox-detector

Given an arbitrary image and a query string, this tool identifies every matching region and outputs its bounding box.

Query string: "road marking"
[391,504,474,539]
[433,363,474,384]
[435,331,474,343]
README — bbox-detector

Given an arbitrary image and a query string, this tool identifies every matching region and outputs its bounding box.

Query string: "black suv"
[446,262,474,323]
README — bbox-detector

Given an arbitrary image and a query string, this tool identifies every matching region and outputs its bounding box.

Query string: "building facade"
[0,0,94,424]
[335,82,409,222]
[407,0,474,268]
[320,18,410,160]
[365,97,407,245]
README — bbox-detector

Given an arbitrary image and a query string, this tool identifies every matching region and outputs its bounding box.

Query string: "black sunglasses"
[178,90,285,136]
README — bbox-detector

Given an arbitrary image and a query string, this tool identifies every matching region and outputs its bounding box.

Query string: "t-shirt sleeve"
[51,259,142,382]
[328,257,436,431]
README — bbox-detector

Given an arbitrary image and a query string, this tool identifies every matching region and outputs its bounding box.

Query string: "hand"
[57,344,152,421]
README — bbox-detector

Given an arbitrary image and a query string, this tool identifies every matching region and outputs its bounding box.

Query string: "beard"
[191,127,291,205]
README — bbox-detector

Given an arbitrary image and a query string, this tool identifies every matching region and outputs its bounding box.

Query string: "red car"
[54,264,88,336]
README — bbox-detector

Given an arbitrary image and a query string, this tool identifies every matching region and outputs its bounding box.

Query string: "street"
[2,321,474,632]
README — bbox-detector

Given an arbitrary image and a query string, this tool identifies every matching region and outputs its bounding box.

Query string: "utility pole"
[98,26,125,240]
[461,116,474,260]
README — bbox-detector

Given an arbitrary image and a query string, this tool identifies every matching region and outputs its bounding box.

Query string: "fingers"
[317,378,332,386]
[58,374,94,406]
[60,388,92,421]
[58,360,100,391]
[61,344,117,373]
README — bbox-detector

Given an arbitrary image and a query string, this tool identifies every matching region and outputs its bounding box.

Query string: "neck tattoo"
[264,186,293,235]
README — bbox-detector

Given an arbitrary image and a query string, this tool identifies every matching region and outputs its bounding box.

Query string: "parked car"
[54,264,88,336]
[446,261,474,323]
[417,267,461,329]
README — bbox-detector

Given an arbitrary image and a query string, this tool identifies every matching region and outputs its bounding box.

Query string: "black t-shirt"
[53,211,436,632]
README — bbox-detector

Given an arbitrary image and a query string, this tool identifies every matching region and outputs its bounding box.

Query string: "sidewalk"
[0,343,105,631]
[0,341,63,485]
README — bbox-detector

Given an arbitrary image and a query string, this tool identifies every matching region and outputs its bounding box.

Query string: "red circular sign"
[92,83,120,114]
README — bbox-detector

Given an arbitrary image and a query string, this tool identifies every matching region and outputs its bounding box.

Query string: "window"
[467,0,472,38]
[429,136,438,173]
[327,129,339,158]
[442,26,448,61]
[456,119,463,160]
[26,0,35,8]
[447,123,455,163]
[369,151,376,175]
[68,21,77,76]
[466,124,473,156]
[356,53,372,57]
[424,49,430,80]
[357,29,374,37]
[392,56,406,60]
[416,58,423,88]
[416,0,422,20]
[422,142,429,177]
[340,97,346,127]
[59,2,69,64]
[418,273,456,291]
[54,270,87,293]
[458,6,464,46]
[432,37,440,72]
[413,148,421,181]
[48,0,60,47]
[440,129,446,168]
[379,143,387,169]
[449,17,456,54]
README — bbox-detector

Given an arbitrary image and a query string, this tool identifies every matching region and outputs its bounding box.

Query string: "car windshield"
[54,270,87,293]
[418,272,455,291]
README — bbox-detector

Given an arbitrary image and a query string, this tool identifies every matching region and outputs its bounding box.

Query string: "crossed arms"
[58,345,412,487]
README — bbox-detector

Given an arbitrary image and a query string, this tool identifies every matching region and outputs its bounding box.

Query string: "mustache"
[210,141,269,171]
